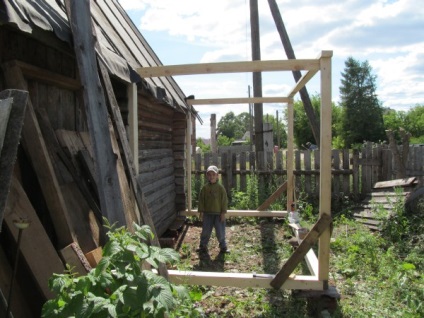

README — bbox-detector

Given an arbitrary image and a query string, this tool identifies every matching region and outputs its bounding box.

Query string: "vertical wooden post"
[210,114,217,154]
[186,111,192,212]
[127,83,139,174]
[65,0,126,227]
[352,149,359,197]
[240,152,247,191]
[332,149,340,197]
[304,150,312,195]
[318,51,333,285]
[286,101,294,210]
[250,0,264,158]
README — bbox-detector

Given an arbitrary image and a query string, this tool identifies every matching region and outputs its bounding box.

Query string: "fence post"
[342,149,350,195]
[221,152,230,196]
[352,149,359,197]
[332,149,340,198]
[240,152,247,191]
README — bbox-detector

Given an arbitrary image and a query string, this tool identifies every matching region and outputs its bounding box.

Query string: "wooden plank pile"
[353,177,418,230]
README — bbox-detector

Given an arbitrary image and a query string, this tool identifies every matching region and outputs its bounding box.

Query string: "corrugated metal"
[0,0,197,117]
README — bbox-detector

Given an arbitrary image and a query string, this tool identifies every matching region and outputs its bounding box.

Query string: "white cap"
[206,165,219,174]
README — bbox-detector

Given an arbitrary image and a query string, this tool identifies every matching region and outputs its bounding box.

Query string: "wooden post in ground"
[318,51,332,285]
[286,100,294,209]
[267,0,320,146]
[210,114,217,154]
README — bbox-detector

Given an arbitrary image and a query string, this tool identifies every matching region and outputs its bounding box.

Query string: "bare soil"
[169,217,337,317]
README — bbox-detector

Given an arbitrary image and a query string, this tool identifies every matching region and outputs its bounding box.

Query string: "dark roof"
[0,0,198,117]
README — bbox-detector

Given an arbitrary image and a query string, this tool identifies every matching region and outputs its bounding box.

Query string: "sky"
[119,0,424,138]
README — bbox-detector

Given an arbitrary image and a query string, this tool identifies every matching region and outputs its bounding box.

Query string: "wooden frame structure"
[138,50,333,290]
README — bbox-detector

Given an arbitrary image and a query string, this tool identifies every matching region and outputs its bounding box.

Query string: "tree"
[383,108,407,142]
[339,57,386,147]
[217,111,245,140]
[290,94,340,148]
[196,138,211,152]
[404,105,424,142]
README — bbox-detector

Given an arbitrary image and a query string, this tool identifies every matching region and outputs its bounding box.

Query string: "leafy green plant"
[230,174,258,210]
[42,219,201,318]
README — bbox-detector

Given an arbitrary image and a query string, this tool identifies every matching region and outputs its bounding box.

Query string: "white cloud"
[119,0,424,136]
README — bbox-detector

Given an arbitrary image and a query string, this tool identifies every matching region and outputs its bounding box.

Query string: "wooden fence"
[192,143,424,200]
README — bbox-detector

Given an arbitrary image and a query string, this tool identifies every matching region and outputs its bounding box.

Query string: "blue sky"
[119,0,424,138]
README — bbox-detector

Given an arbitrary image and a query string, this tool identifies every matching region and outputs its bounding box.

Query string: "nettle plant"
[42,219,198,318]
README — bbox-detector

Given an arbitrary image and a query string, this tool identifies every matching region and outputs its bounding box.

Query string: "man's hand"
[220,212,226,222]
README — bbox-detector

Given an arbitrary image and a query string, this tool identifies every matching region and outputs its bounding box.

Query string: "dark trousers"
[199,213,227,249]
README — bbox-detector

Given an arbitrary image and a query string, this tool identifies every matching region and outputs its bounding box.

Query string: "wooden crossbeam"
[180,209,287,218]
[257,181,287,211]
[164,270,323,290]
[138,59,320,78]
[271,214,332,289]
[288,69,319,98]
[186,97,292,105]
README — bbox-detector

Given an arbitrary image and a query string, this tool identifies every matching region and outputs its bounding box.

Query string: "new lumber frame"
[139,51,333,291]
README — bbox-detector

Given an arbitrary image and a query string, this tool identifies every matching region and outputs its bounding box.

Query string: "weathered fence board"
[192,144,423,200]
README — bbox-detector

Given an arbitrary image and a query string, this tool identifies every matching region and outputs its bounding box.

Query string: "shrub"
[42,219,201,318]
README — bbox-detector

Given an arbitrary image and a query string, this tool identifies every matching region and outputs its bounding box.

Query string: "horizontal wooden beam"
[186,97,292,105]
[138,59,320,78]
[180,209,287,218]
[12,60,81,91]
[166,270,323,290]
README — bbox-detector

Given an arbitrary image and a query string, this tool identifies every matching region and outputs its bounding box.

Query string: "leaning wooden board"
[4,177,65,300]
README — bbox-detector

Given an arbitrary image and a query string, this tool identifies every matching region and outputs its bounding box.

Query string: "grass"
[172,194,424,317]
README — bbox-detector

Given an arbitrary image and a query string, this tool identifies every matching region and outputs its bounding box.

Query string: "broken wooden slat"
[2,63,74,248]
[64,0,127,227]
[4,177,65,300]
[59,243,92,276]
[373,177,416,189]
[36,107,102,252]
[85,247,103,268]
[0,90,28,228]
[271,214,332,289]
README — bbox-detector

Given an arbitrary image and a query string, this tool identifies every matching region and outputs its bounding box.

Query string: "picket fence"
[192,143,424,199]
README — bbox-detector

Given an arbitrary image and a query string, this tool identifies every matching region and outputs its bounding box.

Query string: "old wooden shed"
[0,0,197,316]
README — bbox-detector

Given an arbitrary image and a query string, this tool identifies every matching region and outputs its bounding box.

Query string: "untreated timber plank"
[2,62,74,248]
[0,246,34,318]
[0,90,27,227]
[270,214,332,289]
[181,209,287,218]
[65,0,127,227]
[97,58,169,279]
[4,177,65,300]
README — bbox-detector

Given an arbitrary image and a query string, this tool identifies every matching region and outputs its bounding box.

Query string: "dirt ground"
[165,217,338,317]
